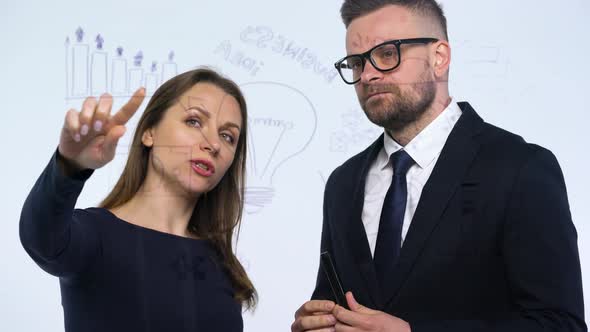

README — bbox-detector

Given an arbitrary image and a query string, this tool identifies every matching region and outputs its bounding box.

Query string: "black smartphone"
[320,251,349,309]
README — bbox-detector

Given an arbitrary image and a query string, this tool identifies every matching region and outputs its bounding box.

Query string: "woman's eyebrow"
[186,105,211,118]
[221,122,241,132]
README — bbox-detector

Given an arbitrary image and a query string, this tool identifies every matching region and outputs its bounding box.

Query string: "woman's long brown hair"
[99,67,257,309]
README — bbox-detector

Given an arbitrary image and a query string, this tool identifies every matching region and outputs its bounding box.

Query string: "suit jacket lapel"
[382,102,485,307]
[343,134,384,309]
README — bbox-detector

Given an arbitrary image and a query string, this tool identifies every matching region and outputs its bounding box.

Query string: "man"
[292,1,585,331]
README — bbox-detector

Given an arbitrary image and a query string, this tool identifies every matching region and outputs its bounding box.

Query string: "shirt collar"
[380,99,462,170]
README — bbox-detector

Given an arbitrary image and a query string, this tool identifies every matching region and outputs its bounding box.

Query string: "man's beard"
[359,69,436,131]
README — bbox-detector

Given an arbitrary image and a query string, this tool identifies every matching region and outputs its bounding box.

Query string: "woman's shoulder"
[70,207,123,234]
[72,206,112,221]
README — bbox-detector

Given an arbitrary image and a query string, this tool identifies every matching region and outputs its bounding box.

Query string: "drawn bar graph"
[65,27,178,99]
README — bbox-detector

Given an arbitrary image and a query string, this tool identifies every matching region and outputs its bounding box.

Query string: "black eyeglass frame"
[334,37,439,85]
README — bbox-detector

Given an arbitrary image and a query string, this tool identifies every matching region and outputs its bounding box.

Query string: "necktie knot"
[390,150,414,177]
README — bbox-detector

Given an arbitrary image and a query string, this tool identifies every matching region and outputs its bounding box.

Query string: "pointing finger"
[111,87,145,126]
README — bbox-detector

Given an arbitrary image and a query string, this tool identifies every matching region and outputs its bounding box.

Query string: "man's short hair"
[340,0,449,41]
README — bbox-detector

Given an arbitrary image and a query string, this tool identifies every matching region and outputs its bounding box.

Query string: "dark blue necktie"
[374,150,414,289]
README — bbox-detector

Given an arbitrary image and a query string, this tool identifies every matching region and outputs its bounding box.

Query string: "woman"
[20,68,256,331]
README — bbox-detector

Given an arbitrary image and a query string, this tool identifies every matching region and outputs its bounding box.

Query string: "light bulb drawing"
[239,81,317,214]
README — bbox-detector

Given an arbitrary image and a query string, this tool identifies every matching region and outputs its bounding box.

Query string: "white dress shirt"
[362,101,463,257]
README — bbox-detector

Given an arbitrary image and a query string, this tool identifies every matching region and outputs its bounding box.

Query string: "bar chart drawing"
[111,47,128,95]
[128,51,144,93]
[161,51,178,83]
[64,27,178,100]
[144,61,159,95]
[70,27,89,98]
[90,34,108,95]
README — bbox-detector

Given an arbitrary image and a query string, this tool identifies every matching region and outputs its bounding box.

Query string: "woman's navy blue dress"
[19,151,244,332]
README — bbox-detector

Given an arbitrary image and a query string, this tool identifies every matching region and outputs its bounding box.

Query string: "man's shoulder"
[477,120,551,163]
[455,101,550,162]
[456,115,559,186]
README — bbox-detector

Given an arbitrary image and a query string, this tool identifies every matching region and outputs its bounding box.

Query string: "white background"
[1,0,589,330]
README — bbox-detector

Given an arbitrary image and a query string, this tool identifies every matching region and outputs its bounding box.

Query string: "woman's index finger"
[110,88,146,125]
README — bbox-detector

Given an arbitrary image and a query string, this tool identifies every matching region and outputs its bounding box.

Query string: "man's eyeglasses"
[334,38,439,85]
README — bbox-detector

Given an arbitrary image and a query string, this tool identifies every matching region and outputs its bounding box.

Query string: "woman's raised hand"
[58,88,146,171]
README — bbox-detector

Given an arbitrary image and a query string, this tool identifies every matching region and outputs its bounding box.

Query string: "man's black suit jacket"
[312,102,586,331]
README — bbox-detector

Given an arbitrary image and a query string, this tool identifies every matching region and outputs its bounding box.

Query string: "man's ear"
[433,40,451,78]
[142,128,154,147]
